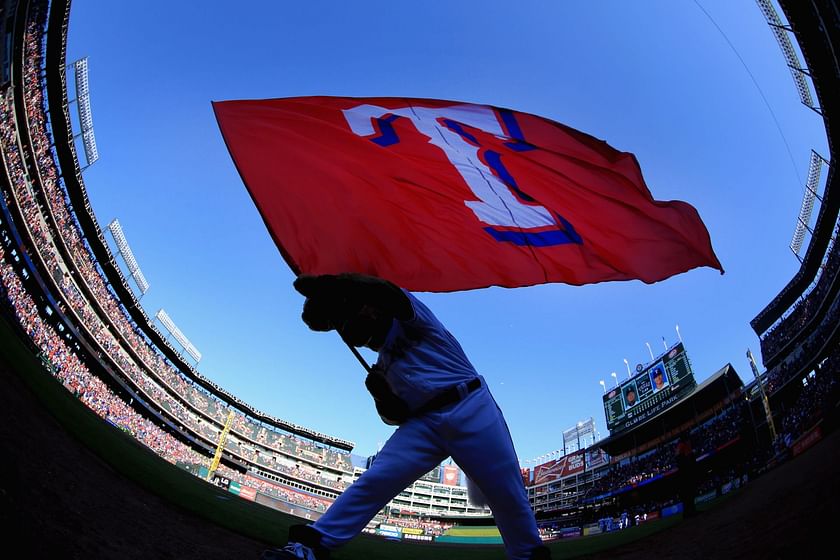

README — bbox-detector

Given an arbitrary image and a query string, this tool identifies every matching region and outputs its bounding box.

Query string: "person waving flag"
[215,96,722,560]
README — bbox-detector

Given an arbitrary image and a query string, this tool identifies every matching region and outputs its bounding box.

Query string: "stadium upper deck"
[751,1,840,360]
[518,361,754,525]
[40,0,355,452]
[0,0,358,503]
[2,0,839,535]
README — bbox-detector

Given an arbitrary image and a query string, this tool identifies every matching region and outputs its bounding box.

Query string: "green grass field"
[2,312,686,559]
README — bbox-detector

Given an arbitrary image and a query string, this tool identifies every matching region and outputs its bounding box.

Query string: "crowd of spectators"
[7,0,840,529]
[760,221,840,360]
[690,404,745,456]
[764,284,840,394]
[0,237,343,512]
[2,2,348,504]
[587,343,839,500]
[235,444,347,490]
[587,405,745,497]
[0,249,204,467]
[695,466,740,497]
[587,446,673,496]
[241,474,332,513]
[4,5,351,489]
[779,350,839,443]
[380,516,453,536]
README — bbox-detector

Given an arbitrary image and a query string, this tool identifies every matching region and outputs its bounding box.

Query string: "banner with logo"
[214,96,722,292]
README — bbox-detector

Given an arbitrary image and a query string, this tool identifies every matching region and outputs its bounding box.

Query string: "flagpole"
[344,340,374,375]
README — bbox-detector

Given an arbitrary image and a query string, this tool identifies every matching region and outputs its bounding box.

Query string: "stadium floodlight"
[645,342,654,360]
[676,324,682,343]
[790,151,825,257]
[562,418,597,455]
[155,308,203,363]
[756,0,815,109]
[747,348,778,441]
[623,358,631,378]
[107,219,150,295]
[133,269,149,295]
[72,57,99,166]
[756,0,816,111]
[610,372,618,387]
[598,380,606,394]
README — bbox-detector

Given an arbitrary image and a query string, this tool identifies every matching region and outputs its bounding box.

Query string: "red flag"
[213,96,722,292]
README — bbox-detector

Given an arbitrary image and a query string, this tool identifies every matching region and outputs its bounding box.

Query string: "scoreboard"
[603,342,696,433]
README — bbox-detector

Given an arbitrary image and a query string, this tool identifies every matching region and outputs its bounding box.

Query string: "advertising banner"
[561,452,585,477]
[792,425,823,456]
[404,533,433,542]
[661,504,681,518]
[239,486,257,501]
[443,465,460,486]
[583,523,602,536]
[521,467,532,487]
[211,474,232,490]
[377,525,402,538]
[533,458,565,485]
[586,449,609,470]
[560,527,582,539]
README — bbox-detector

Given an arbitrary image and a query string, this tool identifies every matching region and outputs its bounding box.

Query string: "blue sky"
[65,1,827,462]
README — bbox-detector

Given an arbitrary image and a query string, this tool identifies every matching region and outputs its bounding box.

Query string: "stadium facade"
[1,0,358,520]
[0,0,838,544]
[517,0,840,537]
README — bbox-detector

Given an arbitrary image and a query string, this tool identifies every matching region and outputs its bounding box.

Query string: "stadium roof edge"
[751,1,840,336]
[42,0,354,452]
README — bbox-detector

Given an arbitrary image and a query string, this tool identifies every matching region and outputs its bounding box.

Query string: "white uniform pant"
[312,378,542,560]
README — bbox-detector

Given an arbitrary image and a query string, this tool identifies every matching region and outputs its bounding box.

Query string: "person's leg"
[443,387,545,560]
[311,417,446,549]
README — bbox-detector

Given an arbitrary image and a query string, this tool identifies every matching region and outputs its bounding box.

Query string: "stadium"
[0,0,838,558]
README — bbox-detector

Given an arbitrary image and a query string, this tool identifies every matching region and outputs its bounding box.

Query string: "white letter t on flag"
[343,103,557,230]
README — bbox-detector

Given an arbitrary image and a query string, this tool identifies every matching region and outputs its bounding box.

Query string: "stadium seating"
[2,0,839,540]
[0,0,347,512]
[11,0,351,482]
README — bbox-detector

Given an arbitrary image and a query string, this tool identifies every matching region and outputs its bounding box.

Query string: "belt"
[414,377,481,416]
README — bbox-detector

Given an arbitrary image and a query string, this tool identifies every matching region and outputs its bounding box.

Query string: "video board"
[602,342,696,433]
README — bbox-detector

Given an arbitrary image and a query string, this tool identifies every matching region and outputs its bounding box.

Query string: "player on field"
[262,273,550,560]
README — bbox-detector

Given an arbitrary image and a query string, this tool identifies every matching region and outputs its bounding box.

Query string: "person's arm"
[364,366,410,426]
[294,273,414,424]
[294,273,414,323]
